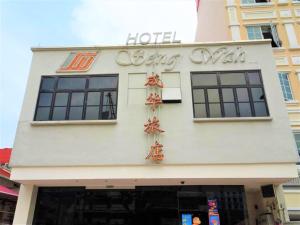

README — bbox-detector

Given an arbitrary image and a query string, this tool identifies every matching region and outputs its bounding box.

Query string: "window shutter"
[270,24,281,47]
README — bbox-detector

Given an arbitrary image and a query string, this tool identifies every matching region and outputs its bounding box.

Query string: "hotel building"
[196,0,300,222]
[10,40,299,225]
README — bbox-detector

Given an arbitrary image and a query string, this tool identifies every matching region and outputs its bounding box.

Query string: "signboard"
[182,214,192,225]
[57,52,98,72]
[126,31,181,45]
[208,199,221,225]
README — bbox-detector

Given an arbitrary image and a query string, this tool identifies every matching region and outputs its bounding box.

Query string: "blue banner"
[182,214,192,225]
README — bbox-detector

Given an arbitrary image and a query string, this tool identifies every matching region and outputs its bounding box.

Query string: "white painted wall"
[10,41,299,168]
[195,0,230,42]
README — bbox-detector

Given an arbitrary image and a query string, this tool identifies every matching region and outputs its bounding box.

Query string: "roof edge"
[31,40,272,52]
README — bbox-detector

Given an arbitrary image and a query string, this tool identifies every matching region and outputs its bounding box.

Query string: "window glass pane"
[52,107,67,120]
[35,107,50,121]
[103,91,117,105]
[191,74,217,86]
[87,92,101,105]
[89,77,118,89]
[220,73,246,85]
[248,72,261,84]
[69,107,83,120]
[209,103,221,117]
[294,133,300,153]
[85,106,100,120]
[38,93,53,106]
[251,88,265,101]
[222,89,234,102]
[278,72,293,101]
[54,93,69,106]
[194,104,207,118]
[247,26,262,40]
[207,89,220,102]
[41,78,55,90]
[57,78,86,90]
[236,88,249,102]
[193,89,205,103]
[71,93,84,106]
[239,103,252,117]
[102,105,117,119]
[224,103,237,117]
[254,102,268,116]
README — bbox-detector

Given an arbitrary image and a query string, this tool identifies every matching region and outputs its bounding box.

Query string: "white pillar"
[13,184,38,225]
[274,185,290,223]
[284,23,299,48]
[226,0,241,41]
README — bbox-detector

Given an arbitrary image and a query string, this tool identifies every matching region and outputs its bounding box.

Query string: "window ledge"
[272,47,286,52]
[31,120,117,126]
[286,100,299,105]
[240,3,274,8]
[193,117,272,122]
[289,46,300,51]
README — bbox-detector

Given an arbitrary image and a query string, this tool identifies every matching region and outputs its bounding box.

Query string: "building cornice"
[31,40,272,52]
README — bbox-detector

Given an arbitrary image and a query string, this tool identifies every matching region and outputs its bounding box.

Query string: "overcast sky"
[0,0,197,147]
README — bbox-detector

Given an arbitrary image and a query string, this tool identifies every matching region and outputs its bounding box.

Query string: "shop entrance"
[32,185,248,225]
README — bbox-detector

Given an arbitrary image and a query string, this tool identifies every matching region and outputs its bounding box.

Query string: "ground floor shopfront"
[10,164,298,225]
[32,185,247,225]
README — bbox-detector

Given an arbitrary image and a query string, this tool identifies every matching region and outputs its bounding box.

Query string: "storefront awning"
[0,168,10,178]
[0,185,18,197]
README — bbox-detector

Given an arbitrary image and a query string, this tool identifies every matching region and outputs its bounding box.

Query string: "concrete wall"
[10,41,299,167]
[195,0,230,42]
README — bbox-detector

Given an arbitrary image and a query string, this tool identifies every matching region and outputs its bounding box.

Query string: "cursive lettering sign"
[115,50,181,71]
[190,47,246,64]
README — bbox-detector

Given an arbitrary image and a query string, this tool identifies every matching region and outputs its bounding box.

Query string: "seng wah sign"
[57,52,98,72]
[144,73,165,162]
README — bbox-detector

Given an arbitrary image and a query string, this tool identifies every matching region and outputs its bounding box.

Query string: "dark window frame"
[191,70,270,118]
[34,75,118,121]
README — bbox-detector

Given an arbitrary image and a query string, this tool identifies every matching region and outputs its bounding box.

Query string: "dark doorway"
[32,185,248,225]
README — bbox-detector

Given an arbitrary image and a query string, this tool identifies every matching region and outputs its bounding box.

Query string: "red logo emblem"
[57,52,97,72]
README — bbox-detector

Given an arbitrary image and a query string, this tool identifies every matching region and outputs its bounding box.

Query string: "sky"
[0,0,197,148]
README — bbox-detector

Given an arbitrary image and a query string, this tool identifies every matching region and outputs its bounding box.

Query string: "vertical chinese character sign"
[208,199,221,225]
[144,73,165,161]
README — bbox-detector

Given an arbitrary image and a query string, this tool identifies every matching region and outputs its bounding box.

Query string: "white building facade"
[10,40,299,225]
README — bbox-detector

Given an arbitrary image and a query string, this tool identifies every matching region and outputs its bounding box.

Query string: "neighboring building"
[9,40,299,225]
[195,0,300,222]
[0,148,19,225]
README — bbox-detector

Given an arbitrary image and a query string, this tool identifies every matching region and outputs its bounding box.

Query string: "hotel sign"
[57,52,98,72]
[126,31,181,45]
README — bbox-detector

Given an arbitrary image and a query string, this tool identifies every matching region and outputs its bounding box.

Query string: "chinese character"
[145,93,162,111]
[146,141,164,161]
[144,117,165,134]
[145,73,164,88]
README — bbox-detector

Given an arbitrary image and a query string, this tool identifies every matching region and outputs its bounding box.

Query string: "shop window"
[32,186,247,225]
[191,71,269,118]
[278,72,293,101]
[247,25,282,48]
[34,75,118,121]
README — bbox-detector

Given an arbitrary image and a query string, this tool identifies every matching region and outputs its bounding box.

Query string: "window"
[242,0,271,4]
[246,25,282,48]
[34,75,118,121]
[293,133,300,156]
[278,72,293,101]
[191,71,269,118]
